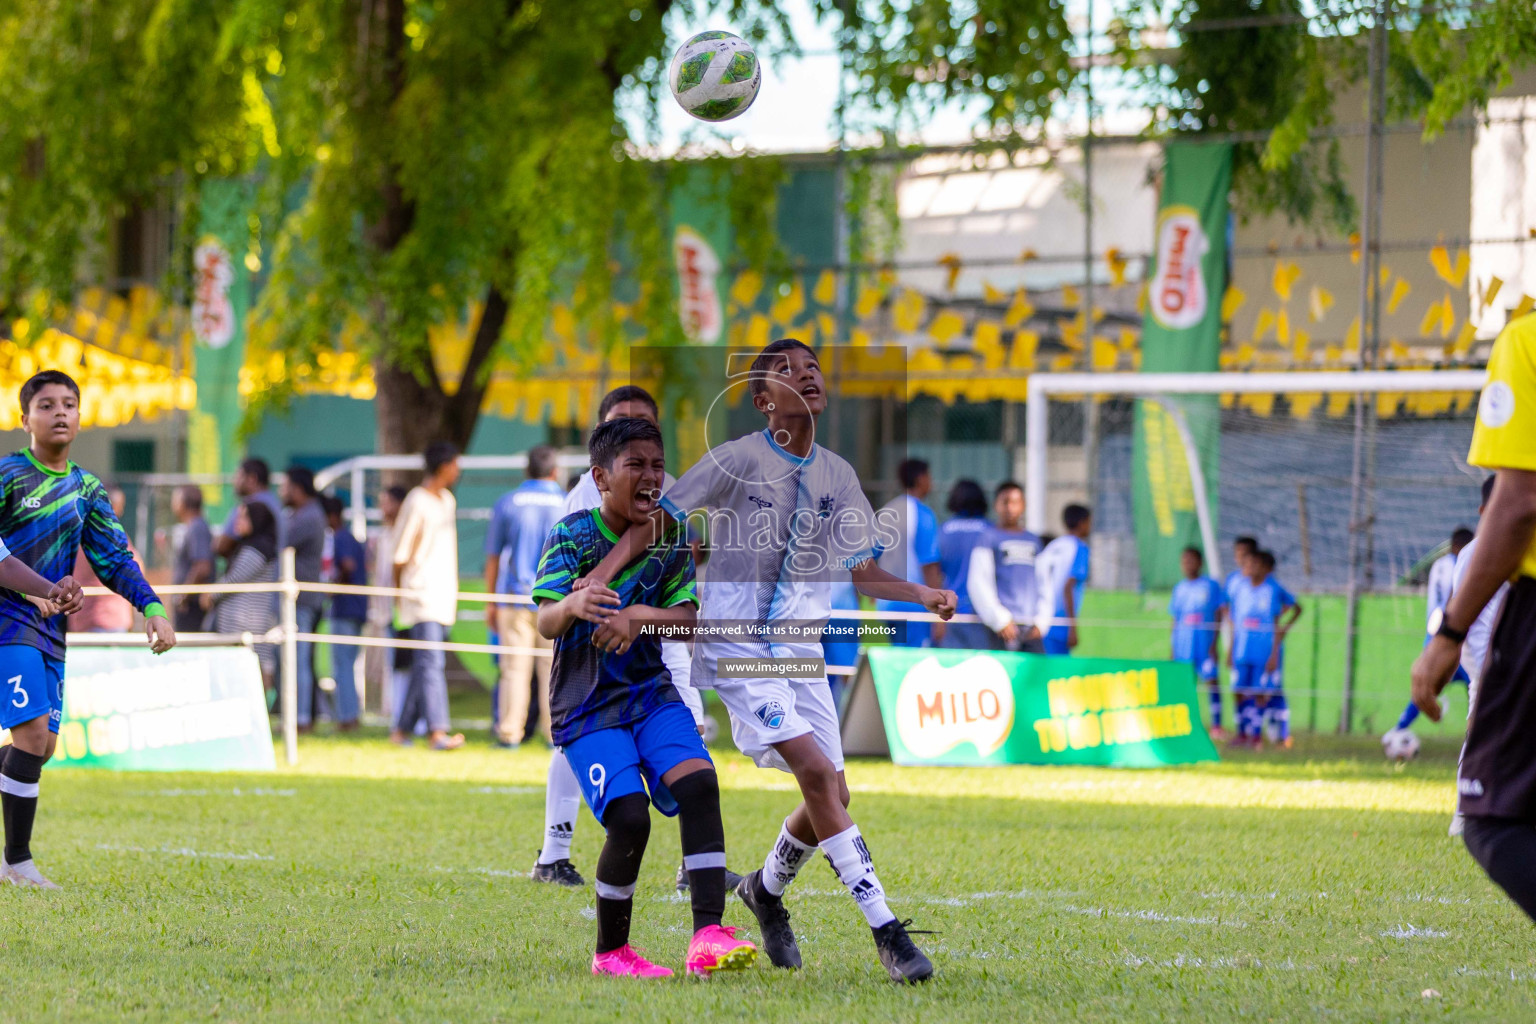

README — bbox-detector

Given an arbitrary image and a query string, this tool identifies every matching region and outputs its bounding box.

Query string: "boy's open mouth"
[799,383,822,399]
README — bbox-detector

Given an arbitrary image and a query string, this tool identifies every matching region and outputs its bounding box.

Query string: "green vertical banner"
[189,179,252,521]
[1132,143,1232,588]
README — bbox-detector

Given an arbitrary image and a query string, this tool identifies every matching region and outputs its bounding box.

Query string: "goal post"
[1024,368,1489,735]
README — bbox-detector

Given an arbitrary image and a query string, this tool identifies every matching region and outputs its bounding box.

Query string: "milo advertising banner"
[842,647,1218,767]
[1132,142,1231,588]
[20,647,275,772]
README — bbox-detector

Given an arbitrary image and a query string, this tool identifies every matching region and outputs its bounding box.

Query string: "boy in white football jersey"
[576,339,956,983]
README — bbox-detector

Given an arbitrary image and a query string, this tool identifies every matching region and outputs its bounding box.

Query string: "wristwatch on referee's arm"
[1428,607,1466,645]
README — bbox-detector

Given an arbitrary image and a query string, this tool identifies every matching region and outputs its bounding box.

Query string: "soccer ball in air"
[669,31,761,122]
[1381,728,1421,762]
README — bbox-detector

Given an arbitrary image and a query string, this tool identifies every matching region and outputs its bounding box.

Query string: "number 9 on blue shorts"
[0,645,66,734]
[561,702,710,824]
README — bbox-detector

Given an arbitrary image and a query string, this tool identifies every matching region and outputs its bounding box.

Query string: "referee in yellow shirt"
[1414,313,1536,921]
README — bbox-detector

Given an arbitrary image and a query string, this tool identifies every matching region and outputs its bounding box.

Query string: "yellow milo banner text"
[842,647,1219,767]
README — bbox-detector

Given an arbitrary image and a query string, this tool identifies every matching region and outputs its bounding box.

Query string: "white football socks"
[538,749,582,865]
[761,818,816,896]
[821,824,896,928]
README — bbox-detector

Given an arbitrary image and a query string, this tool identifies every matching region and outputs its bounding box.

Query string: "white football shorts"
[692,640,844,773]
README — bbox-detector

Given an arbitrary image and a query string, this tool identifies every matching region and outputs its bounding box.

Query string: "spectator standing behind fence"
[367,485,409,722]
[967,481,1045,653]
[283,466,327,733]
[170,485,213,633]
[874,458,943,648]
[1036,504,1093,655]
[322,496,365,731]
[389,442,465,751]
[216,457,284,559]
[66,483,136,634]
[484,445,564,749]
[203,499,280,700]
[935,479,992,650]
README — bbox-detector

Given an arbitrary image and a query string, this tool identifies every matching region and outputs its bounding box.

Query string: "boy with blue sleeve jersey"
[0,371,175,889]
[1169,547,1227,735]
[1229,550,1301,748]
[1036,504,1092,654]
[534,417,754,979]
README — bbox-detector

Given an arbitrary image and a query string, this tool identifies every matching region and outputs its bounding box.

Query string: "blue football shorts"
[0,645,66,734]
[562,701,710,824]
[1231,662,1282,694]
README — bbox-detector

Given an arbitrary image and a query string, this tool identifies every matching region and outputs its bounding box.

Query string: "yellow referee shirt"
[1470,314,1536,579]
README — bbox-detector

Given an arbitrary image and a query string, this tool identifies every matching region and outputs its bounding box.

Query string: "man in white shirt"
[389,442,465,751]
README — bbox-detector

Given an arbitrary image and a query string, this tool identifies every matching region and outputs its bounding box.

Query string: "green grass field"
[9,730,1534,1023]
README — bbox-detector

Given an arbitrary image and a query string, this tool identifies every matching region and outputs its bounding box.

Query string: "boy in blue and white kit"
[1229,550,1301,748]
[968,481,1045,652]
[1387,526,1473,736]
[1035,504,1092,655]
[1169,547,1228,737]
[533,417,754,979]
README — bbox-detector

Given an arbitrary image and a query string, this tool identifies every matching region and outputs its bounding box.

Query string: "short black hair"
[385,484,408,504]
[995,480,1023,499]
[589,417,663,470]
[1183,545,1204,563]
[947,479,988,518]
[240,457,271,487]
[285,465,317,498]
[527,444,559,480]
[19,370,79,414]
[898,459,930,490]
[1253,550,1277,571]
[1482,475,1496,505]
[597,385,658,423]
[1451,526,1475,550]
[176,484,204,512]
[749,338,817,399]
[1062,503,1091,531]
[321,495,345,519]
[424,441,459,476]
[1234,535,1259,552]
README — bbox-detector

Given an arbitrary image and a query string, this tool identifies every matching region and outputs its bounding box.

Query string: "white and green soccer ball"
[669,30,761,123]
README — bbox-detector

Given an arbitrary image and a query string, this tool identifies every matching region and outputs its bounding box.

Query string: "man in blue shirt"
[322,496,367,729]
[1229,550,1302,748]
[485,445,567,749]
[874,459,941,647]
[1169,547,1228,739]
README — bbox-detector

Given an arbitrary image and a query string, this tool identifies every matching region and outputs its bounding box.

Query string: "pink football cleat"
[686,924,758,976]
[591,945,674,979]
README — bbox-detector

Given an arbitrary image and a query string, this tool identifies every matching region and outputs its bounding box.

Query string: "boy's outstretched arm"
[592,601,697,655]
[849,558,957,619]
[0,553,83,614]
[577,508,675,590]
[536,586,621,640]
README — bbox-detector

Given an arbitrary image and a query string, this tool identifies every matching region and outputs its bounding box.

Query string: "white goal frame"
[1024,369,1490,544]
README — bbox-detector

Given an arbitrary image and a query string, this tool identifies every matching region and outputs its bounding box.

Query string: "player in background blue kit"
[967,481,1044,652]
[0,371,175,888]
[935,479,992,649]
[1228,550,1301,749]
[1389,526,1474,735]
[1035,504,1092,655]
[534,418,755,979]
[1169,547,1228,739]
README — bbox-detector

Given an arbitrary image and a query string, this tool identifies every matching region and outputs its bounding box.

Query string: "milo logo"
[1149,205,1209,331]
[893,655,1016,760]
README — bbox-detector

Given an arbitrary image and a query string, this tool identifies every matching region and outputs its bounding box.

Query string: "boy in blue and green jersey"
[0,371,175,889]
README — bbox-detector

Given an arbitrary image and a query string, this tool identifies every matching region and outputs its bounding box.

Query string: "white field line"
[97,842,273,862]
[135,787,296,798]
[464,786,542,795]
[1195,888,1492,908]
[1381,925,1452,939]
[430,865,521,879]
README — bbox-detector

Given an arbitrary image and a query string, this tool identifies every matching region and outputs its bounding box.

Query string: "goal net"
[1024,369,1489,737]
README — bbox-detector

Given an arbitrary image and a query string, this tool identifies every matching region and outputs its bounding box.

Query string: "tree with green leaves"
[0,0,1072,454]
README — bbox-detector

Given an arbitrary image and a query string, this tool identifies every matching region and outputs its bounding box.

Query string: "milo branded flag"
[1132,143,1232,588]
[189,179,253,522]
[842,648,1218,767]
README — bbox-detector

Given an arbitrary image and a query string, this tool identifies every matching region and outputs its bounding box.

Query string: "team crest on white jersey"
[754,700,787,729]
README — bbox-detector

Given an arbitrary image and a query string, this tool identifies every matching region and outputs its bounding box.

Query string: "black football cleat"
[872,918,934,984]
[529,858,586,887]
[736,869,802,968]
